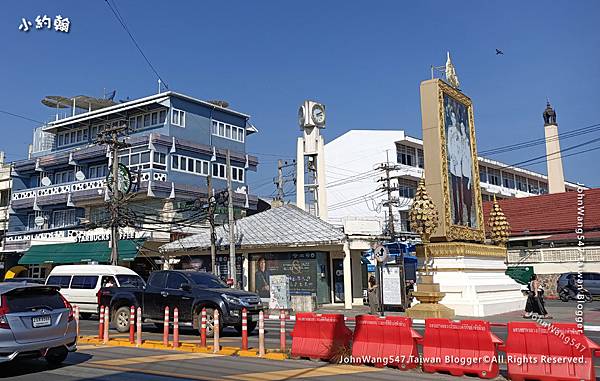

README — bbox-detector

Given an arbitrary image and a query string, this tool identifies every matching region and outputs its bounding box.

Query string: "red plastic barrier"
[351,315,421,369]
[421,318,502,379]
[290,313,352,361]
[499,322,600,381]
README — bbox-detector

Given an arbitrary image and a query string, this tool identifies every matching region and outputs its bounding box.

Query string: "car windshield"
[188,273,228,288]
[116,275,146,288]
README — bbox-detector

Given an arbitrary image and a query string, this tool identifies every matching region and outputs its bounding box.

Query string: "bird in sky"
[496,49,504,55]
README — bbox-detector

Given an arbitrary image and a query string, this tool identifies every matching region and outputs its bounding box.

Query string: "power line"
[103,0,169,89]
[0,109,44,125]
[479,123,600,156]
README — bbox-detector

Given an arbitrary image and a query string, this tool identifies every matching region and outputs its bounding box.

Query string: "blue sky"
[1,1,599,195]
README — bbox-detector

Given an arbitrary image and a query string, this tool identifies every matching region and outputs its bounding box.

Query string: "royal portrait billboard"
[419,78,485,242]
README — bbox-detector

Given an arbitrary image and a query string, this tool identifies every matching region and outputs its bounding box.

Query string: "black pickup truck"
[98,270,263,337]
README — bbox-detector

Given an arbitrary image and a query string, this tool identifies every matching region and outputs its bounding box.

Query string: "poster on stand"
[382,265,402,305]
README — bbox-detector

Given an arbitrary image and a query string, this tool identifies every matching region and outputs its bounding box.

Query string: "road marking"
[90,352,219,366]
[81,363,210,380]
[224,365,382,380]
[77,344,113,350]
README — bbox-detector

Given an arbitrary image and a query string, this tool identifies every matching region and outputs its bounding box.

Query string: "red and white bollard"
[136,306,142,347]
[241,308,248,351]
[129,306,135,344]
[173,307,179,348]
[74,305,80,337]
[279,309,286,352]
[200,308,207,348]
[258,310,265,357]
[98,306,105,340]
[163,306,170,346]
[103,307,110,344]
[213,309,220,353]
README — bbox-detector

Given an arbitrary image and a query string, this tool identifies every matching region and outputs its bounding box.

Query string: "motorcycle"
[559,287,593,302]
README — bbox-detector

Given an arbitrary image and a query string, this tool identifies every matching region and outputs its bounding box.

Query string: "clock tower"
[296,100,328,220]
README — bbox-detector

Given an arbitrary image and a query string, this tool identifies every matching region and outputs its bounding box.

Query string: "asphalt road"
[1,301,597,381]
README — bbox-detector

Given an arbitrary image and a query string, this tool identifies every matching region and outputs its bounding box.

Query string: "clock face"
[312,104,325,126]
[298,105,305,127]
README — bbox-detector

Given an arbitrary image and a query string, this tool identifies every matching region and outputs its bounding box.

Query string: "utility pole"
[276,159,284,201]
[207,173,217,274]
[377,159,408,311]
[97,122,130,266]
[226,150,236,286]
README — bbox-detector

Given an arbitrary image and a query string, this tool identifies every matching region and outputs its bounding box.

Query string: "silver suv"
[0,282,77,364]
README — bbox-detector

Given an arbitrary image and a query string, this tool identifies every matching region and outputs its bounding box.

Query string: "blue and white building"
[2,92,259,278]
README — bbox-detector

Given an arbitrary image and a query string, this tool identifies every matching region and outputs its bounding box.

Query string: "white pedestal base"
[417,256,526,317]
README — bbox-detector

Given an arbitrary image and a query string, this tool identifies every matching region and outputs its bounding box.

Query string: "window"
[171,108,185,127]
[90,207,109,224]
[539,182,548,194]
[89,164,108,178]
[101,276,117,287]
[479,166,487,183]
[27,264,46,279]
[56,127,89,148]
[211,120,245,142]
[398,179,417,198]
[232,167,245,182]
[46,275,71,288]
[148,272,167,288]
[416,148,424,169]
[212,163,227,179]
[502,171,515,189]
[52,209,77,228]
[129,110,167,130]
[71,276,99,289]
[528,179,539,194]
[488,168,501,186]
[171,154,211,176]
[516,175,528,192]
[396,144,415,166]
[0,190,10,207]
[54,170,74,184]
[166,273,188,290]
[153,152,166,170]
[118,147,157,172]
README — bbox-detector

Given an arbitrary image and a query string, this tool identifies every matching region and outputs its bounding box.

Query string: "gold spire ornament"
[409,178,439,244]
[488,195,511,246]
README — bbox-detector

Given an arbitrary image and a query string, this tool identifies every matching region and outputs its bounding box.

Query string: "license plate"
[32,315,52,328]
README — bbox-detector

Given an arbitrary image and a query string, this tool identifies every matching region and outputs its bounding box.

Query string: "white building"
[325,130,579,233]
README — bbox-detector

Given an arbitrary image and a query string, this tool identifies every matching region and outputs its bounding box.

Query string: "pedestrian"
[525,274,552,319]
[367,275,380,315]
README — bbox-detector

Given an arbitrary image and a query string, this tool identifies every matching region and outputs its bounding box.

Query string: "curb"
[77,336,289,359]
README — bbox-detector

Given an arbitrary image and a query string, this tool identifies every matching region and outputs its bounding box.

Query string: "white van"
[45,265,145,318]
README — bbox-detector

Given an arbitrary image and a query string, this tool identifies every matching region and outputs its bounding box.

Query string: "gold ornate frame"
[437,80,485,242]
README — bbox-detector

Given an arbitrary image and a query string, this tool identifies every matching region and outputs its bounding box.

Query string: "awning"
[18,239,145,265]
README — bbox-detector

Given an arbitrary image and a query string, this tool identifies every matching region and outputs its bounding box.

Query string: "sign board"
[75,171,86,181]
[269,274,291,310]
[381,265,402,305]
[373,244,390,263]
[41,177,52,186]
[34,216,46,227]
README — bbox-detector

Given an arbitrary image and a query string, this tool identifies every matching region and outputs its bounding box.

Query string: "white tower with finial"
[543,101,566,193]
[445,52,460,89]
[296,100,328,220]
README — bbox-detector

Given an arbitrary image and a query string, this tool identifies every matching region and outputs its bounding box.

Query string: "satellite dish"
[34,216,45,227]
[41,177,52,186]
[75,171,86,181]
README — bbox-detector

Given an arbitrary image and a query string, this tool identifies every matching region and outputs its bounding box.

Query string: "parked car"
[45,265,145,319]
[98,270,263,337]
[0,282,77,364]
[557,272,600,299]
[3,278,46,284]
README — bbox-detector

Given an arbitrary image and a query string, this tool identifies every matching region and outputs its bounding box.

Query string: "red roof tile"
[482,188,600,238]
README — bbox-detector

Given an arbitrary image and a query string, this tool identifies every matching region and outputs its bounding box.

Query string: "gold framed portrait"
[420,79,485,243]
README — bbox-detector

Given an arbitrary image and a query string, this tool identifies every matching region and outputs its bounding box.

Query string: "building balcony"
[10,169,169,209]
[507,246,600,264]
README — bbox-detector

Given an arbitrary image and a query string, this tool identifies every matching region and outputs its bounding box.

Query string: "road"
[1,301,598,381]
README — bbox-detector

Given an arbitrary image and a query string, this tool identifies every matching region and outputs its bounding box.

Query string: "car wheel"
[79,313,92,320]
[45,347,68,366]
[559,292,569,302]
[114,306,131,333]
[199,307,222,338]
